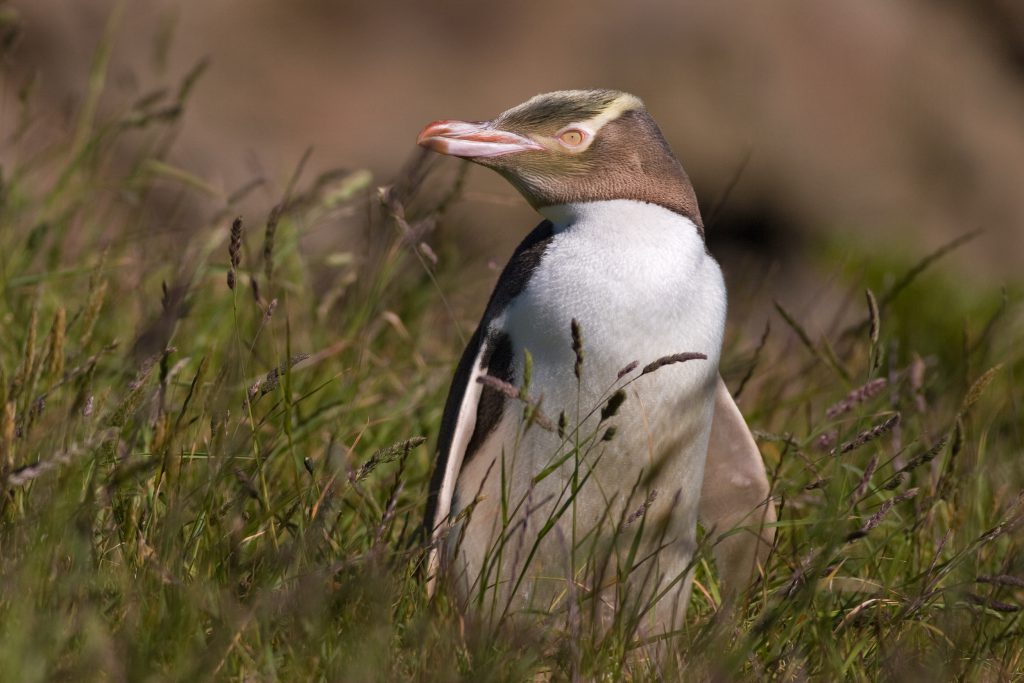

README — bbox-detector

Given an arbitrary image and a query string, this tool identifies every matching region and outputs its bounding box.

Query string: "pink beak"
[417,119,544,158]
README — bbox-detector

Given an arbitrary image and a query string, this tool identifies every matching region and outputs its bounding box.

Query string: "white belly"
[449,200,726,627]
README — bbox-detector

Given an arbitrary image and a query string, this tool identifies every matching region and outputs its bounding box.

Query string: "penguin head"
[418,89,702,227]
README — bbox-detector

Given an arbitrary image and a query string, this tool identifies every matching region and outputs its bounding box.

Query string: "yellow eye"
[559,129,585,147]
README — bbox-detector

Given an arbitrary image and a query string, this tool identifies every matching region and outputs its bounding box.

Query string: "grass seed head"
[264,205,280,286]
[601,389,627,422]
[850,453,879,504]
[570,318,584,379]
[977,575,1024,589]
[263,298,278,323]
[352,437,426,482]
[883,472,905,490]
[866,288,880,344]
[625,489,658,525]
[849,487,919,540]
[641,352,707,376]
[616,360,639,380]
[44,307,66,381]
[899,435,949,474]
[228,216,243,290]
[832,413,901,456]
[475,374,519,400]
[965,594,1021,613]
[826,378,887,419]
[250,276,262,305]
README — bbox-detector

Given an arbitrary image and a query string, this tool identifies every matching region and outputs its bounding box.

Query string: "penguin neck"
[538,199,703,239]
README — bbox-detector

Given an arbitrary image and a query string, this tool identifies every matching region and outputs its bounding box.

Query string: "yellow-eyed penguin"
[418,90,775,635]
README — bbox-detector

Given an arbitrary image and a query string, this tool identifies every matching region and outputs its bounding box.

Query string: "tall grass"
[1,30,1022,682]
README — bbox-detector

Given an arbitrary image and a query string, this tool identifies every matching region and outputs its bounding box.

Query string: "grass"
[1,33,1023,683]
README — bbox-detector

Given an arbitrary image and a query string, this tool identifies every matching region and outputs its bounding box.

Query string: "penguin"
[417,90,775,635]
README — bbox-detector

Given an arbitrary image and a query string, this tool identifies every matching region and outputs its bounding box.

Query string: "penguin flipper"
[422,220,556,595]
[698,375,776,599]
[422,326,489,594]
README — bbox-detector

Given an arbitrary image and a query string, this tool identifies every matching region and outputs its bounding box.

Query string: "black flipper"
[422,220,555,540]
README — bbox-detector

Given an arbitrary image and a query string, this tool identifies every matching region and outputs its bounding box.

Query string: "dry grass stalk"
[826,378,887,419]
[248,352,310,401]
[898,436,948,474]
[233,467,262,502]
[373,473,406,548]
[1,401,15,469]
[352,437,426,483]
[976,492,1024,544]
[475,375,555,432]
[640,352,707,376]
[227,216,242,290]
[625,489,658,526]
[734,320,771,399]
[865,289,882,372]
[821,338,852,381]
[571,318,584,379]
[832,413,901,456]
[2,430,115,488]
[851,453,879,504]
[263,298,278,324]
[5,445,71,487]
[107,348,172,428]
[616,360,639,380]
[883,472,905,491]
[959,364,1003,418]
[815,430,838,452]
[264,205,280,287]
[910,355,928,413]
[600,389,626,422]
[27,396,45,428]
[774,300,818,358]
[847,488,919,540]
[865,289,880,345]
[43,307,66,381]
[966,594,1021,613]
[476,375,518,400]
[250,277,262,306]
[879,229,984,309]
[418,242,438,265]
[977,575,1024,589]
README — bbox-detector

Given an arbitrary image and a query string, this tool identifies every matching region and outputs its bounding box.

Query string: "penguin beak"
[417,120,544,158]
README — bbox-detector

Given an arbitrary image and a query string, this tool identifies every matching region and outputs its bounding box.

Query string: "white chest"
[497,200,726,419]
[459,200,726,536]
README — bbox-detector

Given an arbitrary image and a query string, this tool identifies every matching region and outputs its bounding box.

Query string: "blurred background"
[3,0,1023,333]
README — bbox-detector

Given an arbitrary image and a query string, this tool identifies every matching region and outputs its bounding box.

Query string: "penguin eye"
[558,129,586,147]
